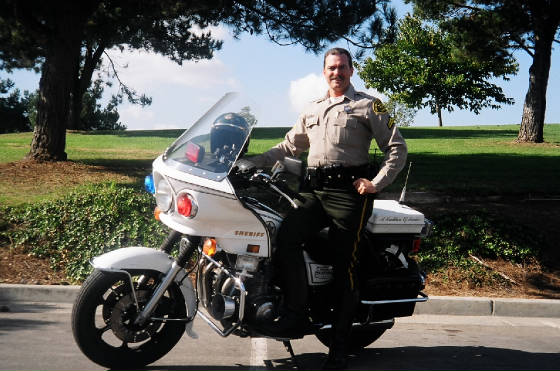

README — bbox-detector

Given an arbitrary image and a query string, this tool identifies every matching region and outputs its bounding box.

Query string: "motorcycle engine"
[197,252,279,325]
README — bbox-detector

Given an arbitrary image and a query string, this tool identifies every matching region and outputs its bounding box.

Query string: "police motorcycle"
[71,93,431,369]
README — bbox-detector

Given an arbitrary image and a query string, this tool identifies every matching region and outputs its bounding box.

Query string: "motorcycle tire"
[71,269,187,369]
[315,326,388,351]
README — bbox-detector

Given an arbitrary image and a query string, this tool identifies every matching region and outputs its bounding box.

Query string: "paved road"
[1,302,559,370]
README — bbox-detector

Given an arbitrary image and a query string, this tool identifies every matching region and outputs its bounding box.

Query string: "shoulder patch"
[372,99,388,114]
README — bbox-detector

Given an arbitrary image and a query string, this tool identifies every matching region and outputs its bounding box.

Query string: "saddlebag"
[358,233,426,320]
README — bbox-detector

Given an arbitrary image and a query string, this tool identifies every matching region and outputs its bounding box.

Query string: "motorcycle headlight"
[155,179,173,212]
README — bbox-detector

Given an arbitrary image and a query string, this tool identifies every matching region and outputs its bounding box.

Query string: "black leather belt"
[304,163,374,189]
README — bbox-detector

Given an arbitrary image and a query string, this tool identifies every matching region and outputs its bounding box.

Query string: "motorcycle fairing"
[153,157,271,258]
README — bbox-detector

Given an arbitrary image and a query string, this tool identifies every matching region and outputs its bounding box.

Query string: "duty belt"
[304,163,374,189]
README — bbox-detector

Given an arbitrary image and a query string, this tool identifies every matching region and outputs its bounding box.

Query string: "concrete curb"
[413,295,560,318]
[1,283,559,318]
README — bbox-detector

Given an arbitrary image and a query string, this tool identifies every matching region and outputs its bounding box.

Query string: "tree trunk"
[25,2,96,161]
[436,103,443,127]
[67,43,105,131]
[517,6,559,143]
[26,44,80,161]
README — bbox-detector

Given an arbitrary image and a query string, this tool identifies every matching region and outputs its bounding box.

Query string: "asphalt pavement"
[1,283,559,318]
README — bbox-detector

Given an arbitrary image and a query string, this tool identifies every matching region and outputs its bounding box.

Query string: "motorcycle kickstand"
[282,340,301,370]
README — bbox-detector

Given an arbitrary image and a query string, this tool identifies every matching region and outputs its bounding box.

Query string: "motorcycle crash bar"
[361,291,429,306]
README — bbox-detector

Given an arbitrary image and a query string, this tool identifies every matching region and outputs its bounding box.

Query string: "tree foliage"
[80,79,126,131]
[357,16,517,126]
[0,0,387,161]
[406,0,560,141]
[0,78,33,133]
[385,98,416,127]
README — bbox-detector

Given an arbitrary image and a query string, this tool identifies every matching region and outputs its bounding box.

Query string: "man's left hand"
[353,178,377,195]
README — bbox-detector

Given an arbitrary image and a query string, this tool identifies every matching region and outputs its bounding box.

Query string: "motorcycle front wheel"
[71,269,187,369]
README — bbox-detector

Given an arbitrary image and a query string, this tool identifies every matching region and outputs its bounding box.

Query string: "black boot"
[261,248,309,338]
[322,289,359,370]
[322,343,349,370]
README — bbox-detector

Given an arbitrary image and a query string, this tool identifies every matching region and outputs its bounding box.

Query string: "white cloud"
[289,73,327,113]
[363,87,388,101]
[119,105,160,130]
[102,48,240,91]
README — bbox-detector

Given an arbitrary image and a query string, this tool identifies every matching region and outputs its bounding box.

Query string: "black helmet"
[210,112,250,155]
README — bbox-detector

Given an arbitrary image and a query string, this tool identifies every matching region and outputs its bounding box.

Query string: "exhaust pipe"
[210,294,237,320]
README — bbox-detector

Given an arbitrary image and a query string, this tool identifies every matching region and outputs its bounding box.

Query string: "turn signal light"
[203,238,217,256]
[154,207,162,221]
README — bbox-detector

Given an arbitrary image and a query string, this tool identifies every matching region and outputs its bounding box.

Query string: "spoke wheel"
[72,269,187,369]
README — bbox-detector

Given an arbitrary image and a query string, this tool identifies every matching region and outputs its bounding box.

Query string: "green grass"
[0,130,183,164]
[399,124,560,195]
[1,125,559,206]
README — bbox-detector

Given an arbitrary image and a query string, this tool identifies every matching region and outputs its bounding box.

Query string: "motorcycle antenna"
[398,161,412,204]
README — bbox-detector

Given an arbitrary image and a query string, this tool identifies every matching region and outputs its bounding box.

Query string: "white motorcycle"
[71,93,431,369]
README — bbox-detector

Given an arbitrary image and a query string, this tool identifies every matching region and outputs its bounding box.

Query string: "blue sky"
[3,3,560,130]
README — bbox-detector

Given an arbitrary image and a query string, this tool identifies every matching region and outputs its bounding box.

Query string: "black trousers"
[275,185,374,342]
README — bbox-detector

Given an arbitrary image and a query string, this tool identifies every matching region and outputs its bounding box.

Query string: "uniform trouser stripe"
[348,196,371,290]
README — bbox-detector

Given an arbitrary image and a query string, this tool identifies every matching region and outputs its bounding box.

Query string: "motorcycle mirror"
[284,157,303,176]
[272,157,302,179]
[272,157,303,178]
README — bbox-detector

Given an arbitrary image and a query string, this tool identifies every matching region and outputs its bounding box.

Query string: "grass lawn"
[1,124,559,206]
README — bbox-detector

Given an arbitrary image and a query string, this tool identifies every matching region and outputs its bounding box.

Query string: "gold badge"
[372,100,387,114]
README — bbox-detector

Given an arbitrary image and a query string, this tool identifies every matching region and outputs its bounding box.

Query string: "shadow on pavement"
[142,346,559,370]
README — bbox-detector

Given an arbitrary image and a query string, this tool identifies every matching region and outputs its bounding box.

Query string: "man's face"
[323,53,353,96]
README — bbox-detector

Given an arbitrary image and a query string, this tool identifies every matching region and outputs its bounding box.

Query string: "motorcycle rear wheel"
[71,269,187,369]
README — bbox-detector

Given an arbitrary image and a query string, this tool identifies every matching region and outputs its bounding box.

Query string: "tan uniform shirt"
[254,84,407,191]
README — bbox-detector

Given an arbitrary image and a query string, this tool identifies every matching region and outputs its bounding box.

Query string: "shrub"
[419,210,542,272]
[2,183,168,282]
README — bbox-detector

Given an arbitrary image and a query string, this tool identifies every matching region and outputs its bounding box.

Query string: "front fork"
[134,232,200,326]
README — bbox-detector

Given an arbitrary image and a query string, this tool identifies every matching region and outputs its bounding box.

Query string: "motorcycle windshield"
[163,92,257,181]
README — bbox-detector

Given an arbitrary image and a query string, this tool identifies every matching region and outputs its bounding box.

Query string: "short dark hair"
[323,48,353,68]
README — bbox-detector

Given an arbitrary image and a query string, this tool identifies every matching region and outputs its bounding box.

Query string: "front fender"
[92,246,175,272]
[91,246,197,337]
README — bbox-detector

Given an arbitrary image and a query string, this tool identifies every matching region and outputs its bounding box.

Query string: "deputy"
[249,47,407,369]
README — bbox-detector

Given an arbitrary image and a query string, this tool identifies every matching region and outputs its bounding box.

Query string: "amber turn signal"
[203,238,217,256]
[154,207,162,221]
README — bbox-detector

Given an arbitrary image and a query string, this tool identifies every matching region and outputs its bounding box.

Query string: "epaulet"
[312,96,326,103]
[355,90,374,100]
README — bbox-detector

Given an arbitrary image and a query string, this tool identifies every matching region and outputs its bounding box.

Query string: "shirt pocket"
[329,111,358,144]
[304,115,319,129]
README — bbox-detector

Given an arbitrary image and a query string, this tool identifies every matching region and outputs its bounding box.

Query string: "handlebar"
[249,172,303,209]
